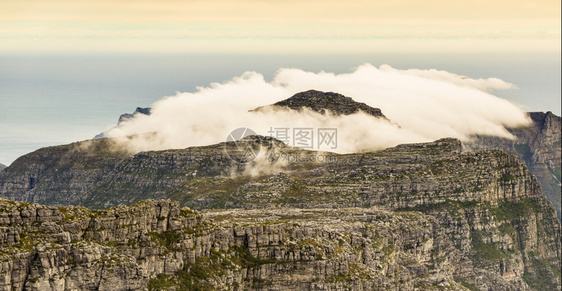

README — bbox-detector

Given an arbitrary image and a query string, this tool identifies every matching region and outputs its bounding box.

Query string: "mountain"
[0,137,560,290]
[0,163,6,171]
[93,94,559,221]
[465,111,561,218]
[94,107,151,139]
[96,91,389,140]
[118,106,151,123]
[252,90,388,119]
[1,90,560,290]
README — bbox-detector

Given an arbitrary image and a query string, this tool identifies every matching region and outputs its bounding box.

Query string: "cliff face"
[0,199,463,291]
[0,196,559,291]
[465,111,561,218]
[0,138,560,290]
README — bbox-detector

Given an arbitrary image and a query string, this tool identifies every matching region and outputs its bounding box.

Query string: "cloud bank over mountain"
[104,64,530,154]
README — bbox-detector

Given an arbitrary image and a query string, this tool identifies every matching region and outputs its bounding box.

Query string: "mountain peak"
[255,90,388,119]
[118,107,151,123]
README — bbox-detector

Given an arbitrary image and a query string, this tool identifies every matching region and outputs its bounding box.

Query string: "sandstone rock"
[0,199,465,291]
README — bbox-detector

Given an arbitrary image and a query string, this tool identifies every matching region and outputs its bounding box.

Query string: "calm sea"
[0,53,560,165]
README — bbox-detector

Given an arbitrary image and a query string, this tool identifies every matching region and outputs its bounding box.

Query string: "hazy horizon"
[2,0,559,54]
[0,52,560,166]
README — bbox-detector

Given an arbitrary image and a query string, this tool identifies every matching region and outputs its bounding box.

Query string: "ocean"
[0,53,560,165]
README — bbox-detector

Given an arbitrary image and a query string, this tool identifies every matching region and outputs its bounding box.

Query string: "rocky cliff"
[0,194,560,291]
[0,199,466,291]
[465,111,561,219]
[0,137,560,290]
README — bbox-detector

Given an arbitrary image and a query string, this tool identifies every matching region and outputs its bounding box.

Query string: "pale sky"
[1,0,560,54]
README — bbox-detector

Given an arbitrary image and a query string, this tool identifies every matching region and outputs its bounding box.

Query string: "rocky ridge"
[0,164,6,172]
[0,138,525,209]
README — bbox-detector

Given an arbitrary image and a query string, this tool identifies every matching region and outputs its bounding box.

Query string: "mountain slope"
[0,137,535,210]
[0,163,6,171]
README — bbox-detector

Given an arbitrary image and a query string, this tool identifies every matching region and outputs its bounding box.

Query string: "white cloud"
[104,64,531,154]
